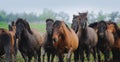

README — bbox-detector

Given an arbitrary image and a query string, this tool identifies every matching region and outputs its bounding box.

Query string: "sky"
[0,0,120,21]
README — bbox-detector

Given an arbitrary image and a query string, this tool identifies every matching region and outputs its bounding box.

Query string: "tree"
[39,8,57,21]
[96,11,106,21]
[56,12,69,23]
[108,11,119,21]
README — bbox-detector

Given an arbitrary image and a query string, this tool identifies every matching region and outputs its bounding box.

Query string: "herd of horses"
[0,12,120,62]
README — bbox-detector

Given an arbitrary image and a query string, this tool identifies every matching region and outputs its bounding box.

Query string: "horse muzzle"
[53,38,58,44]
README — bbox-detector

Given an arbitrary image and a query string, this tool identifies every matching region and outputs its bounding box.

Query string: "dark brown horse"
[97,20,114,62]
[15,18,43,62]
[107,21,120,61]
[42,18,56,62]
[52,20,78,62]
[71,12,98,62]
[0,28,12,62]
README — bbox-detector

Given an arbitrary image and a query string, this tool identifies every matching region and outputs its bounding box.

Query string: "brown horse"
[0,28,12,62]
[52,20,78,62]
[15,18,43,62]
[42,18,56,62]
[97,20,114,62]
[71,12,98,62]
[8,21,17,62]
[107,21,120,61]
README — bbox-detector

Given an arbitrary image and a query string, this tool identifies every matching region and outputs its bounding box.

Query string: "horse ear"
[73,14,76,18]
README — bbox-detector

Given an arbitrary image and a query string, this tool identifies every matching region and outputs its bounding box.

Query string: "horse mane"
[99,20,107,29]
[46,18,54,23]
[108,21,120,37]
[54,20,71,32]
[89,22,98,28]
[16,18,33,34]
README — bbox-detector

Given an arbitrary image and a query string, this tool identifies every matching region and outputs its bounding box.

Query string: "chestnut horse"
[42,18,56,62]
[97,21,114,62]
[52,20,78,62]
[71,12,98,62]
[15,18,43,62]
[8,21,17,62]
[0,28,11,62]
[107,21,120,61]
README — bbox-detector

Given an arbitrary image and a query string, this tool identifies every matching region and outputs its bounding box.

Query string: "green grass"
[0,22,8,29]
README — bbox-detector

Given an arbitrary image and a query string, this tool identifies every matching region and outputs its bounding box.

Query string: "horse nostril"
[53,38,58,42]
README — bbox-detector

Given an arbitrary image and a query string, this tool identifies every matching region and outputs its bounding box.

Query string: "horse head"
[15,18,32,39]
[71,15,79,33]
[97,20,107,38]
[52,20,64,43]
[78,12,88,29]
[46,18,54,35]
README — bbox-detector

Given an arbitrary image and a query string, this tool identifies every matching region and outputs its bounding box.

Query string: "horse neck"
[20,29,30,39]
[80,27,88,39]
[62,24,71,39]
[47,34,53,41]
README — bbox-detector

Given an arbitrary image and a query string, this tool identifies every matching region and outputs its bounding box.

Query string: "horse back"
[87,27,98,46]
[105,31,114,46]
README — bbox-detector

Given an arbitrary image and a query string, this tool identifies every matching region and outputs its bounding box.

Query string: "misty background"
[0,0,120,23]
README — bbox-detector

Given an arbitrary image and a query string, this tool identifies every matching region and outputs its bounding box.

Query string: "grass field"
[0,22,113,62]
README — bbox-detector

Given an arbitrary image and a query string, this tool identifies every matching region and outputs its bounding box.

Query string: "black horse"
[42,18,56,62]
[97,20,114,62]
[15,18,43,62]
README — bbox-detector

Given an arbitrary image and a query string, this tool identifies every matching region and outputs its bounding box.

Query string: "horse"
[107,21,120,61]
[0,28,12,62]
[8,21,17,62]
[97,20,114,62]
[42,18,56,62]
[15,18,43,62]
[71,12,98,62]
[52,20,78,62]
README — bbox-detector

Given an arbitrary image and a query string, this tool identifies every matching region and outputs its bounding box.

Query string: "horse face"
[71,15,79,33]
[79,12,88,29]
[16,23,25,38]
[46,21,54,35]
[79,17,87,29]
[108,23,116,33]
[52,21,63,43]
[98,21,107,38]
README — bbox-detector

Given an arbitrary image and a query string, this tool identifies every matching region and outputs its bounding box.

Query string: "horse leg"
[21,52,28,62]
[51,53,55,62]
[80,48,84,62]
[67,48,72,62]
[37,48,41,62]
[28,55,32,62]
[13,37,18,62]
[42,48,45,62]
[97,49,101,62]
[4,44,11,62]
[85,46,90,62]
[104,49,110,62]
[58,53,64,62]
[47,52,50,62]
[92,47,97,62]
[74,49,79,62]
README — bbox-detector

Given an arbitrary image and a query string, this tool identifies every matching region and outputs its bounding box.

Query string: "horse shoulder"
[69,29,79,50]
[32,29,44,46]
[87,27,98,45]
[105,31,114,45]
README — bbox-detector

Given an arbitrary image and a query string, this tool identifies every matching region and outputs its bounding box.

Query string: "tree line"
[0,9,120,23]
